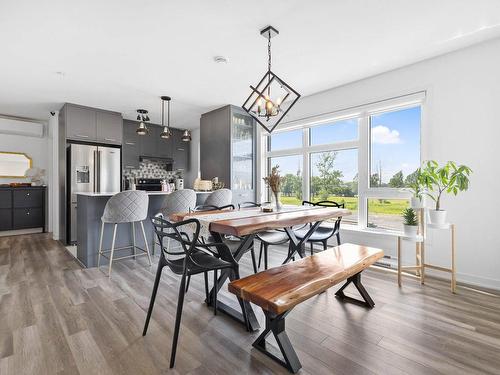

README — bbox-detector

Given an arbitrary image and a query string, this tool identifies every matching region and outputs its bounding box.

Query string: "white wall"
[281,37,500,290]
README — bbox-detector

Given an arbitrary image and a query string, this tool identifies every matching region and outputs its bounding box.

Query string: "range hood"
[139,155,174,163]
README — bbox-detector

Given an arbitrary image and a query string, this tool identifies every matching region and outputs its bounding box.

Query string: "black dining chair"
[238,202,290,270]
[293,200,344,255]
[192,203,258,274]
[143,216,237,368]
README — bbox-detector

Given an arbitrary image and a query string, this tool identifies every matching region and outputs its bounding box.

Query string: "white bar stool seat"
[97,190,152,276]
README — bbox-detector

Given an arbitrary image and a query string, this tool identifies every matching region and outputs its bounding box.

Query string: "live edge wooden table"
[170,206,351,331]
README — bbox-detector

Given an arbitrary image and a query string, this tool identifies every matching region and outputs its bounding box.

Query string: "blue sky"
[268,106,420,184]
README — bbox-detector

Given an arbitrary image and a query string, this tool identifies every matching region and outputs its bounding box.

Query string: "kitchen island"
[76,191,201,267]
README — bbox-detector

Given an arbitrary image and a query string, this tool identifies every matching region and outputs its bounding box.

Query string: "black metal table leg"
[282,221,323,264]
[252,309,301,373]
[207,232,260,331]
[335,272,375,308]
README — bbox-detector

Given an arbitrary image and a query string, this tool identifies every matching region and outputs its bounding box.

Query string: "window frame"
[259,92,424,232]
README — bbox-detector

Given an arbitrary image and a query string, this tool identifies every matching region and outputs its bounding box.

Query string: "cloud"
[371,125,401,144]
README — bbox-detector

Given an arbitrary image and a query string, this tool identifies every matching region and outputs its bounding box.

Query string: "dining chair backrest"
[238,201,260,209]
[102,190,149,223]
[302,200,344,229]
[192,204,235,212]
[160,189,196,217]
[151,216,201,265]
[205,188,232,207]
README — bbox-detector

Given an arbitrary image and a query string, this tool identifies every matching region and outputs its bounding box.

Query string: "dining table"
[170,205,351,331]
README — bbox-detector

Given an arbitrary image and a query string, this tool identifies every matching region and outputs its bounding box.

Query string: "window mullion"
[358,115,369,229]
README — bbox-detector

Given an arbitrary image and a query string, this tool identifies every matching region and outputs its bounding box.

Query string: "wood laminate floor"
[1,233,500,374]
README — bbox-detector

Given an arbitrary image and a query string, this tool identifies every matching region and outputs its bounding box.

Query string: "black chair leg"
[204,271,209,302]
[310,242,314,255]
[258,241,264,269]
[323,239,328,250]
[143,256,165,336]
[264,243,268,270]
[185,275,191,293]
[169,274,187,368]
[250,248,258,274]
[336,233,341,245]
[213,270,218,316]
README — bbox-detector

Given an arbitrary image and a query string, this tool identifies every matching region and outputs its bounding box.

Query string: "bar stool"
[97,190,152,276]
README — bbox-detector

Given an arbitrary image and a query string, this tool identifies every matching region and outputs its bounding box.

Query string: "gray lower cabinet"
[62,103,123,145]
[0,187,46,231]
[200,105,256,205]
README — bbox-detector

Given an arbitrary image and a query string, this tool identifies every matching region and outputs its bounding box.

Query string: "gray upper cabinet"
[96,111,122,145]
[139,125,158,157]
[66,105,96,141]
[63,103,123,145]
[172,129,188,171]
[157,129,172,158]
[122,120,140,169]
[200,105,256,205]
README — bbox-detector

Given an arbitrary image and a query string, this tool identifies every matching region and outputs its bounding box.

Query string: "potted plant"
[404,168,425,208]
[263,165,284,211]
[402,208,418,237]
[420,160,472,225]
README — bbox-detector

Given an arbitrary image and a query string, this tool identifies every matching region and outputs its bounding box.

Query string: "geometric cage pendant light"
[242,25,301,133]
[160,96,173,139]
[136,109,150,135]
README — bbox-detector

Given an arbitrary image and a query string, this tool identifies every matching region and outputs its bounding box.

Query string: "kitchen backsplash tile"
[123,160,181,180]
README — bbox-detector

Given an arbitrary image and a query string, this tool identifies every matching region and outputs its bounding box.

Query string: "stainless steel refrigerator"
[68,143,121,243]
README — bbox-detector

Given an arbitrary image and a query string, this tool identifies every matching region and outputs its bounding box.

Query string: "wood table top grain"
[169,206,351,237]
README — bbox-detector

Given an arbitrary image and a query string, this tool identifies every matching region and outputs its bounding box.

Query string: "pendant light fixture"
[135,109,150,135]
[159,96,173,139]
[181,130,191,142]
[242,25,301,133]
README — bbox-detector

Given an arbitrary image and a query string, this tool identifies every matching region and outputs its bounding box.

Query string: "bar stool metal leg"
[140,221,152,266]
[108,224,118,277]
[97,221,105,268]
[132,221,136,260]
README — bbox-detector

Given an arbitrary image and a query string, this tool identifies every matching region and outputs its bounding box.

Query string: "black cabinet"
[0,187,46,232]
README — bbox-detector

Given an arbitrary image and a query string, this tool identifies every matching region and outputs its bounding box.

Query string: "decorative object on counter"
[242,25,301,133]
[181,129,191,142]
[175,178,184,190]
[25,167,46,186]
[193,177,213,191]
[211,177,225,190]
[136,109,150,135]
[0,151,32,178]
[420,160,472,225]
[263,164,284,211]
[402,207,418,237]
[160,96,173,139]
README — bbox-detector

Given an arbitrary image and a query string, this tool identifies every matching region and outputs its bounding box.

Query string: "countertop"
[77,190,211,197]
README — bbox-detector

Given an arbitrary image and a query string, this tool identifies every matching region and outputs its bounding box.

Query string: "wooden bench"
[228,243,384,373]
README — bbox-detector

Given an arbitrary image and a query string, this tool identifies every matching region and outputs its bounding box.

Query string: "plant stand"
[397,208,457,293]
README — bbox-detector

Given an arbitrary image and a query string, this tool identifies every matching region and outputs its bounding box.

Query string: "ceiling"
[1,0,500,129]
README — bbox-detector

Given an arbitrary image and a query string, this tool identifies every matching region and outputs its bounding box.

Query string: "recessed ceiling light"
[213,56,228,64]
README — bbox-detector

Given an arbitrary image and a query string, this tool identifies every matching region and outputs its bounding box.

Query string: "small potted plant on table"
[420,160,472,225]
[263,165,284,211]
[402,208,419,237]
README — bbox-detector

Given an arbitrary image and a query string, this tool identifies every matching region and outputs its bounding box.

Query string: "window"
[310,149,358,223]
[269,154,302,206]
[367,198,410,231]
[269,129,302,151]
[310,118,358,145]
[261,92,423,233]
[370,106,421,188]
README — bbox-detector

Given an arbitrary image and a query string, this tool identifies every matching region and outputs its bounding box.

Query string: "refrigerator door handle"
[97,150,101,193]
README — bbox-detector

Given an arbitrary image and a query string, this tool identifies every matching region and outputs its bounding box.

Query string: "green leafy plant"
[402,208,418,226]
[405,168,424,199]
[420,160,472,211]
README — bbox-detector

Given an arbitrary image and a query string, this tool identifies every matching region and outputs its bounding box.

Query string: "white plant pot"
[429,209,447,225]
[410,197,422,208]
[403,224,418,237]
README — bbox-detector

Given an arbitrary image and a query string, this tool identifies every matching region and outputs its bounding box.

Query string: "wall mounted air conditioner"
[0,116,45,138]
